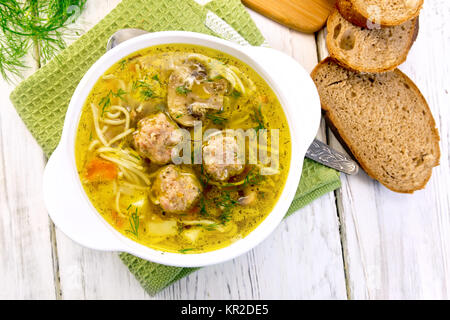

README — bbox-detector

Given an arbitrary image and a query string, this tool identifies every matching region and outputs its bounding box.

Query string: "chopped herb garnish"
[219,211,232,225]
[230,90,241,98]
[125,206,139,238]
[206,110,228,125]
[211,75,224,80]
[115,88,126,97]
[199,164,210,187]
[176,85,191,95]
[99,95,111,116]
[198,223,219,231]
[152,74,160,83]
[214,191,238,225]
[179,248,195,254]
[118,59,127,70]
[140,88,155,100]
[132,80,156,100]
[129,153,141,161]
[215,167,264,188]
[177,222,185,234]
[199,197,209,217]
[99,89,127,116]
[252,104,266,132]
[132,80,146,91]
[244,167,264,186]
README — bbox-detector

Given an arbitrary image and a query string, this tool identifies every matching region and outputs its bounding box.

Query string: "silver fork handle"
[306,139,359,175]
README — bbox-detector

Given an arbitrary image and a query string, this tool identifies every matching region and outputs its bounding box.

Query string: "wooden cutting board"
[242,0,336,33]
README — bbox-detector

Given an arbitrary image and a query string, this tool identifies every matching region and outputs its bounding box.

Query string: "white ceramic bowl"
[43,31,321,267]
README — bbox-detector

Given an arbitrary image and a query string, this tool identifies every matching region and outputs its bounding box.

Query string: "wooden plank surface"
[316,0,450,299]
[0,56,56,298]
[242,0,335,33]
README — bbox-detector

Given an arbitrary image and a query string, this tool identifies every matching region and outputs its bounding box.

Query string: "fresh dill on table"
[0,0,86,82]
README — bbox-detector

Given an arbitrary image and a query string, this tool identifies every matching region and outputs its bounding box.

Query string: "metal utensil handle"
[306,139,359,175]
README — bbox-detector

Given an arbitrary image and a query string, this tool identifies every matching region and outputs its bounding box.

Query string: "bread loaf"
[311,58,440,193]
[326,9,418,73]
[336,0,423,27]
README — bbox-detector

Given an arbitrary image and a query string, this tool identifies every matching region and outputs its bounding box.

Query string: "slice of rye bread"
[311,58,440,193]
[336,0,423,28]
[326,9,419,73]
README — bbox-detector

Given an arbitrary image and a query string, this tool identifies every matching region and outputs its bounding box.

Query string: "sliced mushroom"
[238,187,257,206]
[167,60,228,127]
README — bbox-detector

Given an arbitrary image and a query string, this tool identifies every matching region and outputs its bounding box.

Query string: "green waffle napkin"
[9,0,340,296]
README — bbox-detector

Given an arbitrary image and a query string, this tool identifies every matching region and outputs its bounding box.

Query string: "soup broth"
[75,44,291,253]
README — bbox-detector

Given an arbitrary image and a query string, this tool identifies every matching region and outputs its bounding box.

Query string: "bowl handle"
[43,146,128,252]
[244,46,322,148]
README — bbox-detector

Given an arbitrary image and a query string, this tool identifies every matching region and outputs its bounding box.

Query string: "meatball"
[150,165,202,214]
[133,112,183,164]
[203,132,245,181]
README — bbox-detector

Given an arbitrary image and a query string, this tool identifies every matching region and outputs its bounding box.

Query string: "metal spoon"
[107,28,359,175]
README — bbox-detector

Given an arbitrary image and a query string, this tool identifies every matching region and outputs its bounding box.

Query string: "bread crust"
[311,58,440,193]
[336,0,423,28]
[336,0,369,28]
[326,9,420,73]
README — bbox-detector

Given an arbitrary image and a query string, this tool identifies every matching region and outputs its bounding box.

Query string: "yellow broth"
[75,44,291,253]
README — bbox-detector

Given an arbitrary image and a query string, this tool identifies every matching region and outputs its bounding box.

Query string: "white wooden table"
[0,0,449,300]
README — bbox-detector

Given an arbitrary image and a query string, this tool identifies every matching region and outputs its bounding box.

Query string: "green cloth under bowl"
[9,0,341,296]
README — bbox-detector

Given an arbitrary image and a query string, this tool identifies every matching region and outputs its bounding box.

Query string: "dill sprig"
[132,80,156,100]
[206,110,228,125]
[243,167,264,186]
[252,104,266,132]
[179,248,195,254]
[198,223,219,231]
[0,0,86,82]
[125,205,140,238]
[230,90,241,98]
[199,197,209,217]
[176,85,191,95]
[214,191,238,225]
[99,88,127,117]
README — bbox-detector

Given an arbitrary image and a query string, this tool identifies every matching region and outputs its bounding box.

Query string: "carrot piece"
[111,211,124,228]
[85,157,118,182]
